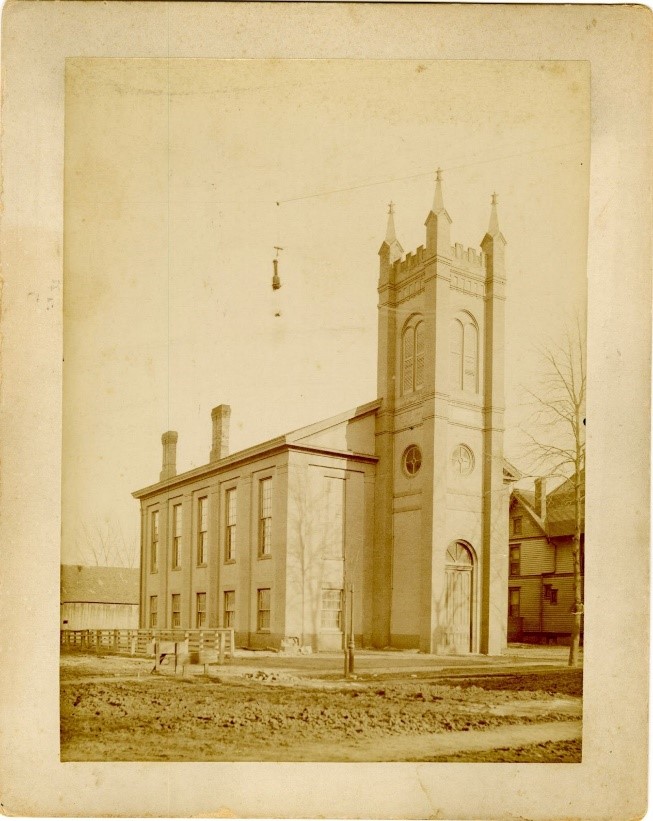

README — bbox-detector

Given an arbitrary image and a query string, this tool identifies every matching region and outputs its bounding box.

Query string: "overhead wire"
[275,138,588,205]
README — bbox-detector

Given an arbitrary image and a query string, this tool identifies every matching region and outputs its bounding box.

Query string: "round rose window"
[402,445,422,477]
[451,444,475,475]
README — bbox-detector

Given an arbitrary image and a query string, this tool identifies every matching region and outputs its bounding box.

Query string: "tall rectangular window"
[196,592,207,628]
[197,496,208,565]
[509,545,521,576]
[225,488,237,561]
[257,588,271,631]
[323,476,345,558]
[508,587,521,618]
[150,510,159,573]
[223,590,235,628]
[149,595,158,628]
[513,516,523,536]
[258,478,272,557]
[321,588,343,630]
[171,593,181,628]
[172,504,182,569]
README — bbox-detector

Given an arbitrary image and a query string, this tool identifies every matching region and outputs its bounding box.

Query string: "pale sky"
[62,58,589,565]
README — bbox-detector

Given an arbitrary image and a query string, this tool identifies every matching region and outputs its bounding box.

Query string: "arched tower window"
[450,313,479,393]
[415,323,425,389]
[450,318,463,390]
[401,317,425,395]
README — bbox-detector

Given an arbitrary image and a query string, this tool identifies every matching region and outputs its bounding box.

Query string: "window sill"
[257,628,271,634]
[258,553,272,561]
[196,563,208,569]
[224,559,236,565]
[171,566,181,572]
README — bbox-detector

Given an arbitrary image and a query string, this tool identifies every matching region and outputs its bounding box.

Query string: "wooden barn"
[60,565,140,630]
[508,475,584,644]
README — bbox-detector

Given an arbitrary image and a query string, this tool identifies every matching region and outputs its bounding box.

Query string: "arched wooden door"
[445,542,474,653]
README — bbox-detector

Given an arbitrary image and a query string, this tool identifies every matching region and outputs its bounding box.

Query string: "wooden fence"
[60,628,235,663]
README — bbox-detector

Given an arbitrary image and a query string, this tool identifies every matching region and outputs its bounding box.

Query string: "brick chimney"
[160,431,178,481]
[534,477,547,521]
[210,405,231,462]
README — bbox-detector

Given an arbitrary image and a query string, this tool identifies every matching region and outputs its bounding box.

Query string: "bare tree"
[521,320,585,666]
[74,517,138,568]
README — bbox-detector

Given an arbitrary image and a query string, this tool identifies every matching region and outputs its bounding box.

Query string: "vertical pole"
[343,585,350,678]
[348,583,355,675]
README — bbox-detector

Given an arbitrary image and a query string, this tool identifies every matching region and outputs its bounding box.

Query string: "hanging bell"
[272,257,281,291]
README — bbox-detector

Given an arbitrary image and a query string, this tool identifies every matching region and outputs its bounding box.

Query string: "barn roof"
[61,565,140,605]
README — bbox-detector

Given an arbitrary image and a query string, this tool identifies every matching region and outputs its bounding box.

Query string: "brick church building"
[133,174,516,655]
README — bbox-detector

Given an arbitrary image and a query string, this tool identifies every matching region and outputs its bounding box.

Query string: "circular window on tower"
[402,445,422,477]
[451,444,475,476]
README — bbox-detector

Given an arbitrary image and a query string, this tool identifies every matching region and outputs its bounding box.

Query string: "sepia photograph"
[60,57,588,763]
[0,3,649,817]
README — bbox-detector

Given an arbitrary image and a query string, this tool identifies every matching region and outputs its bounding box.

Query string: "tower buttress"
[479,192,508,654]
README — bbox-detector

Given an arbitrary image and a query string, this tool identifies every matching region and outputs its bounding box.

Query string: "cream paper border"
[0,3,650,818]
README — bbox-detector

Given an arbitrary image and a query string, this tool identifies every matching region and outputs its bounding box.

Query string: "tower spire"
[487,192,500,236]
[432,167,445,213]
[378,201,403,278]
[424,167,452,255]
[385,201,397,244]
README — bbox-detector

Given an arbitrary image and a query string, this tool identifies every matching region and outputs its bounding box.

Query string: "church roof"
[133,399,381,500]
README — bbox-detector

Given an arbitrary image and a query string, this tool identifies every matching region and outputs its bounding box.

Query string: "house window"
[225,488,237,562]
[257,588,271,631]
[509,545,521,576]
[197,496,208,565]
[402,319,425,395]
[513,516,523,536]
[150,510,159,573]
[171,593,181,628]
[321,588,343,630]
[508,588,520,618]
[196,592,207,628]
[450,314,478,392]
[223,590,235,628]
[172,504,182,569]
[149,595,158,628]
[323,476,344,558]
[259,478,272,557]
[544,585,559,605]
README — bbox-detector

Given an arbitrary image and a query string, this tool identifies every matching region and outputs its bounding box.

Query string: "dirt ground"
[60,651,582,762]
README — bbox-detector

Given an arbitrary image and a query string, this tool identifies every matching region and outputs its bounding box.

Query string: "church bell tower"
[373,172,508,655]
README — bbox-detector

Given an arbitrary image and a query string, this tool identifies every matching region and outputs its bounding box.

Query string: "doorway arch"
[444,541,475,653]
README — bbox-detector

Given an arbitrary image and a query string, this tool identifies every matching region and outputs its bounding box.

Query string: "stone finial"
[487,192,500,236]
[210,404,231,462]
[379,202,403,271]
[432,168,445,213]
[424,167,452,255]
[160,431,178,482]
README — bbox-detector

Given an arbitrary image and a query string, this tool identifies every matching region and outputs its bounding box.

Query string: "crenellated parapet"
[378,175,505,296]
[451,243,486,271]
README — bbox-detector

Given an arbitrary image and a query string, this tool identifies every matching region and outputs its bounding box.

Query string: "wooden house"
[508,475,584,644]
